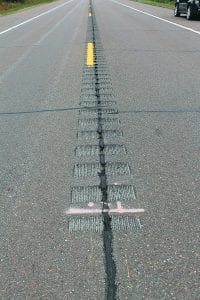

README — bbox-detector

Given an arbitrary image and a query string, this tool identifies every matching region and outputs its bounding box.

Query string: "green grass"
[0,0,56,15]
[132,0,174,9]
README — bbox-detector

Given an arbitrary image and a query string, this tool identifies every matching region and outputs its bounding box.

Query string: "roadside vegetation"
[132,0,174,9]
[0,0,55,15]
[0,0,174,16]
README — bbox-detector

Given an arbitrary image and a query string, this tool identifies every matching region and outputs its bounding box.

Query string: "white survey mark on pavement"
[0,0,75,36]
[66,201,145,216]
[110,0,200,36]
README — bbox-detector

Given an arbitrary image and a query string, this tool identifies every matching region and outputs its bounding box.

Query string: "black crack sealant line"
[90,2,118,299]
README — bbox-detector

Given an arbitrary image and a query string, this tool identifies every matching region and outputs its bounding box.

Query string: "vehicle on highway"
[174,0,200,19]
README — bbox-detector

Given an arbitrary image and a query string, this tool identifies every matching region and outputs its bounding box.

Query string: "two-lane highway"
[0,0,199,299]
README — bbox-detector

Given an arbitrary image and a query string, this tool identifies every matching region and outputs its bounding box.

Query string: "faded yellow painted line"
[86,42,94,67]
[125,253,131,278]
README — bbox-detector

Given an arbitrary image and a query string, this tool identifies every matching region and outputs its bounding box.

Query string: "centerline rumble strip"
[66,2,145,299]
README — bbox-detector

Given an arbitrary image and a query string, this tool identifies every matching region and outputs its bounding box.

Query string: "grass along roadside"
[0,0,174,15]
[0,0,56,15]
[131,0,174,9]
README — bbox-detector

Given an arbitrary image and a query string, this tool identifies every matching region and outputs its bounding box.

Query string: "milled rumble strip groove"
[77,129,123,140]
[68,216,142,232]
[79,100,116,107]
[79,108,118,116]
[71,185,137,203]
[73,185,137,204]
[75,144,126,156]
[73,162,131,177]
[78,118,120,130]
[81,84,112,90]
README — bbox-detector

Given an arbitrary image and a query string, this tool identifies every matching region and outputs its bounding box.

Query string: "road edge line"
[110,0,200,36]
[0,0,75,36]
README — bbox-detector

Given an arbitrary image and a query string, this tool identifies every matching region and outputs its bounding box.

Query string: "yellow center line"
[86,42,94,67]
[125,253,131,278]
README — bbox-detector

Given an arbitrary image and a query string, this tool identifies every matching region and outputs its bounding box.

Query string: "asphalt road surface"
[0,0,199,299]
